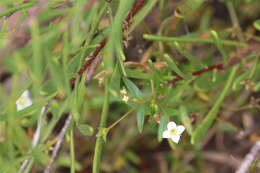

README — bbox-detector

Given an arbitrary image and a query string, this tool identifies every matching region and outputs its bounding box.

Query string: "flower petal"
[176,125,185,134]
[16,104,23,111]
[171,135,180,143]
[22,90,30,97]
[167,121,176,130]
[162,130,171,138]
[26,98,33,107]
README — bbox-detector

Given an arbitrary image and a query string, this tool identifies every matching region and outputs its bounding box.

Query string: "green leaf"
[147,60,161,81]
[68,53,81,74]
[77,123,94,136]
[164,108,179,117]
[128,0,158,33]
[191,66,238,144]
[125,68,153,80]
[31,146,49,166]
[143,34,247,47]
[164,53,191,80]
[40,79,57,95]
[158,116,167,142]
[137,104,146,133]
[176,0,205,18]
[30,20,44,83]
[104,0,135,73]
[194,73,214,92]
[210,30,228,65]
[254,82,260,92]
[48,57,66,92]
[232,71,250,91]
[109,62,121,98]
[0,2,36,18]
[172,42,204,68]
[179,106,193,135]
[123,77,142,99]
[253,20,260,31]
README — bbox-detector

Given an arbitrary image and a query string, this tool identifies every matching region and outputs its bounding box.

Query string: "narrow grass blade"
[137,104,146,133]
[164,54,191,80]
[172,42,204,68]
[210,30,228,65]
[143,34,247,47]
[191,66,238,144]
[158,115,167,142]
[123,78,142,99]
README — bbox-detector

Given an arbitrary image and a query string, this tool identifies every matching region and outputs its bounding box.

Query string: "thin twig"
[70,0,147,86]
[85,56,104,86]
[44,1,147,172]
[235,140,260,173]
[44,113,72,173]
[19,105,49,173]
[203,151,242,169]
[167,64,224,85]
[167,42,260,86]
[226,2,245,43]
[228,44,260,66]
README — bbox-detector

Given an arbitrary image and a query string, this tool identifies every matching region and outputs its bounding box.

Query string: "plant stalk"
[92,78,110,173]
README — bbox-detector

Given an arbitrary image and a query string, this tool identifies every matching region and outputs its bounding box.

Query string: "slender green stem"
[210,30,228,65]
[0,2,36,18]
[70,128,75,173]
[249,55,259,79]
[191,66,239,144]
[226,2,245,42]
[92,78,110,173]
[143,34,247,47]
[107,108,135,131]
[158,103,170,121]
[80,4,107,64]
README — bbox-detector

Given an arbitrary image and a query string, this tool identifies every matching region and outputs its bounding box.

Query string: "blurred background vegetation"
[0,0,260,173]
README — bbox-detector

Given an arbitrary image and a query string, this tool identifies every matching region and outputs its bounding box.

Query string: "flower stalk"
[92,78,110,173]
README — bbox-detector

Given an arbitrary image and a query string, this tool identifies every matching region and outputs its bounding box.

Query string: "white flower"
[120,88,127,95]
[16,90,33,111]
[163,121,185,143]
[122,95,129,103]
[98,78,104,86]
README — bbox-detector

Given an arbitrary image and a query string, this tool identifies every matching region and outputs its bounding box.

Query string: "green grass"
[0,0,260,173]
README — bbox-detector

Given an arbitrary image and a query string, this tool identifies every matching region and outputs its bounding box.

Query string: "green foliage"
[254,19,260,31]
[0,0,260,172]
[123,78,143,99]
[137,104,146,133]
[158,115,167,142]
[191,66,238,144]
[77,123,94,136]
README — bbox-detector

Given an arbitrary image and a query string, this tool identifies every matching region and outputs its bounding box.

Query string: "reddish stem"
[126,0,145,22]
[69,0,146,86]
[77,39,107,76]
[167,64,224,85]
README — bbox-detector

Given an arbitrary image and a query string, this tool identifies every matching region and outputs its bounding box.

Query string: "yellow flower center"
[170,128,178,136]
[18,96,26,106]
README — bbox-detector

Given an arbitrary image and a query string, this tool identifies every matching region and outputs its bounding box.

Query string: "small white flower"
[120,88,127,95]
[122,95,129,103]
[163,121,185,143]
[98,78,104,86]
[16,90,32,111]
